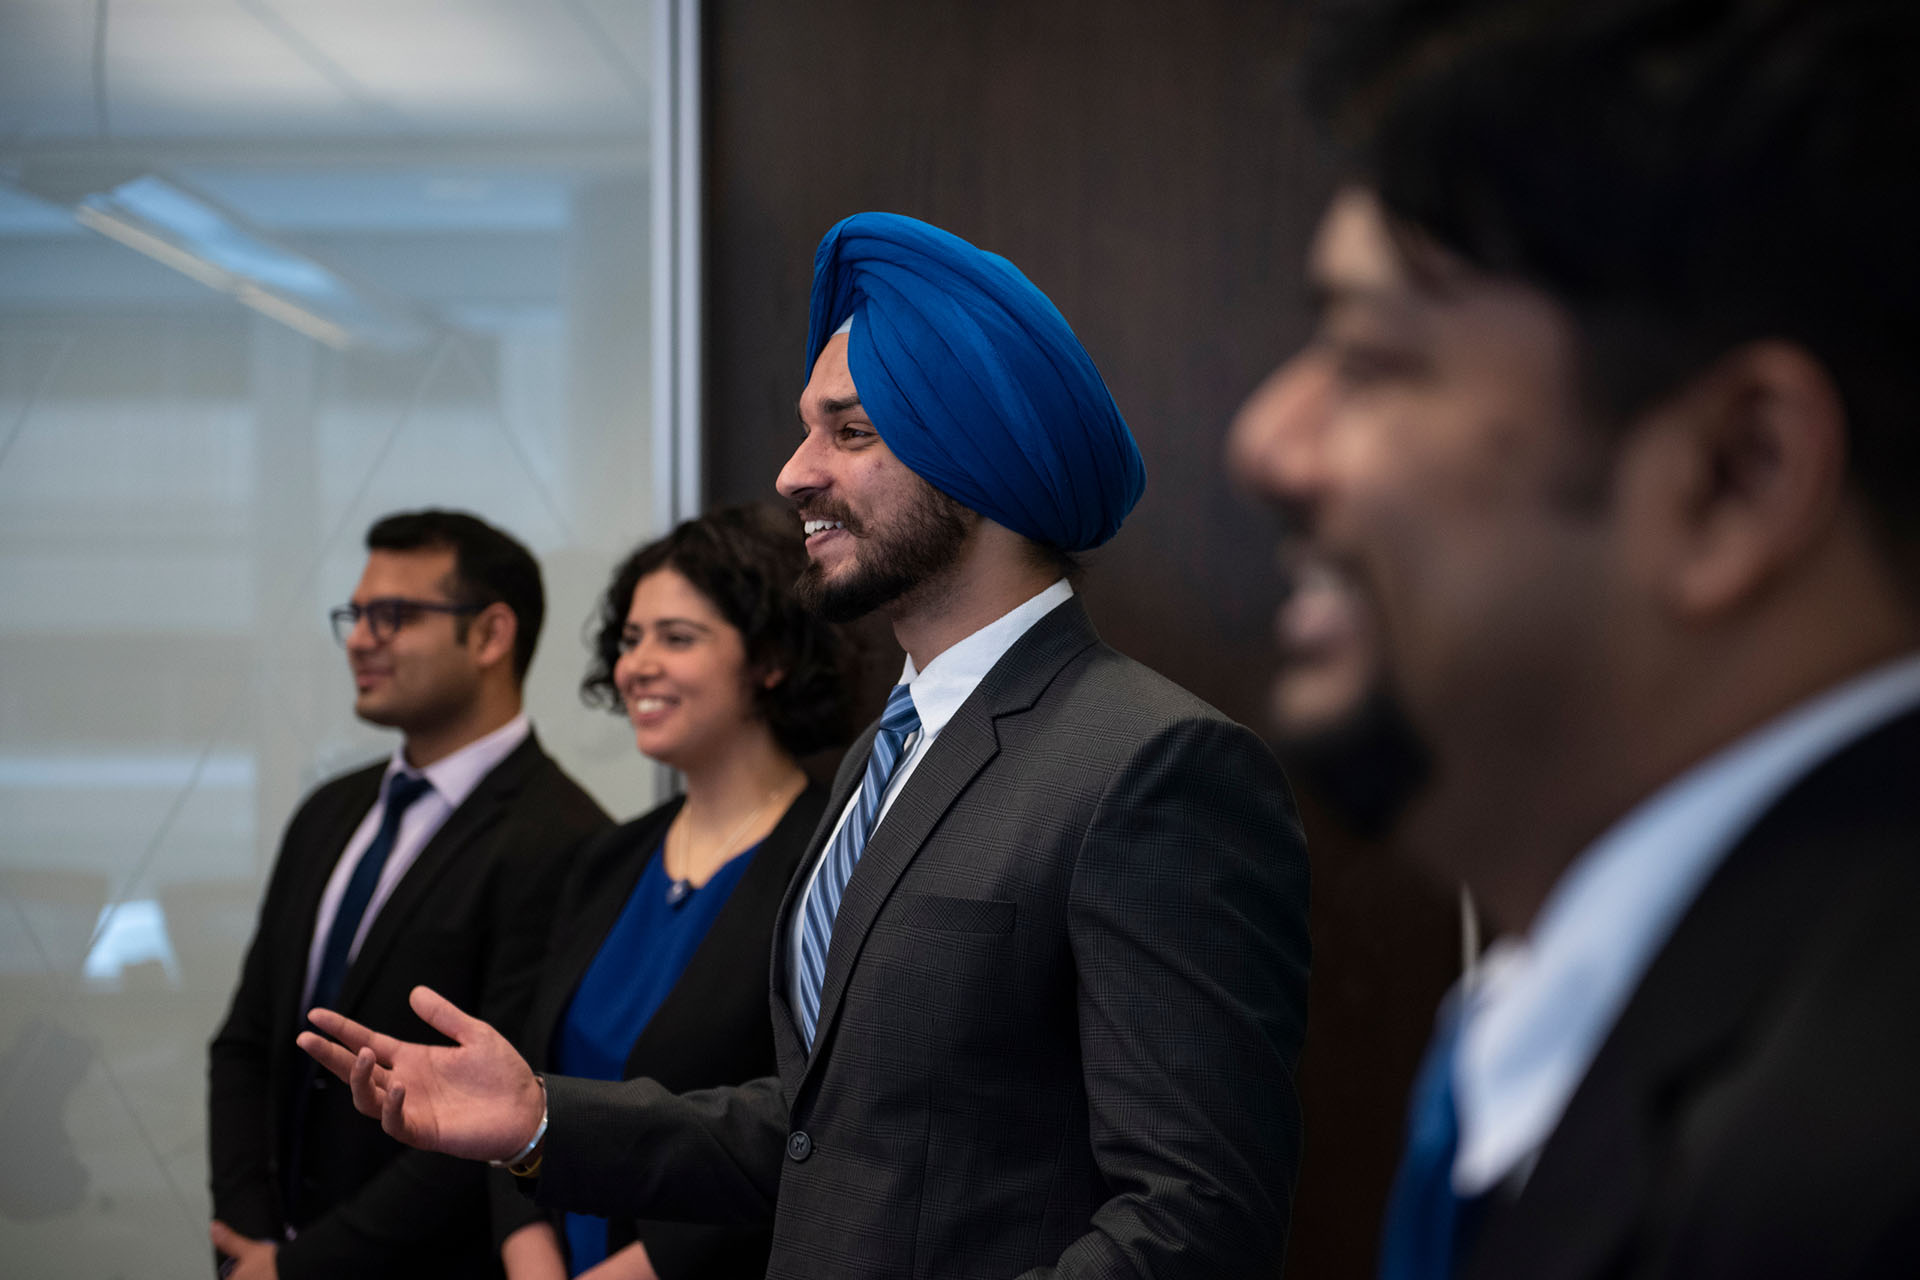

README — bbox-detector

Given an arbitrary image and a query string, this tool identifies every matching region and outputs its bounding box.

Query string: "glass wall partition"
[0,4,682,1272]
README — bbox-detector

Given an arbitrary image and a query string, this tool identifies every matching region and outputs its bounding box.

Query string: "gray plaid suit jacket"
[535,597,1310,1278]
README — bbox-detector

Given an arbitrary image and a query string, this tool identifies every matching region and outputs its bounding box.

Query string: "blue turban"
[805,212,1145,551]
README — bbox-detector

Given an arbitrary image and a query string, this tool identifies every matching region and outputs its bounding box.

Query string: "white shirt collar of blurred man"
[1450,650,1920,1196]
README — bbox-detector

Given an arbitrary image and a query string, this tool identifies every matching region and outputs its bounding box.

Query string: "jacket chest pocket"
[886,891,1017,935]
[859,893,1044,1056]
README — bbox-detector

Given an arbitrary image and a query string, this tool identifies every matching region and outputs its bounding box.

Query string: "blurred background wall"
[696,2,1460,1274]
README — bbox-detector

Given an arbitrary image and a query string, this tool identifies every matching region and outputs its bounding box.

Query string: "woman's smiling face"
[613,566,761,771]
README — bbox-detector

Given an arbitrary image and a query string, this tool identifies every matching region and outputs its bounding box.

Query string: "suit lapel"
[795,598,1100,1079]
[271,767,382,1046]
[1470,850,1810,1280]
[1467,706,1920,1280]
[519,804,678,1066]
[630,786,825,1080]
[336,735,542,1015]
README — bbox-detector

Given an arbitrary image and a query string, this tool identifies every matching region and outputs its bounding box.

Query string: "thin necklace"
[664,780,794,907]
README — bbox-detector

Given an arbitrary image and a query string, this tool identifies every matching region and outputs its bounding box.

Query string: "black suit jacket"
[208,730,610,1279]
[1464,704,1920,1280]
[490,783,828,1279]
[532,598,1312,1279]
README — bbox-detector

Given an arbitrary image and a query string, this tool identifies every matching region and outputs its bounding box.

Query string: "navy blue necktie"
[795,684,919,1047]
[285,770,431,1223]
[1380,1005,1483,1280]
[308,771,432,1017]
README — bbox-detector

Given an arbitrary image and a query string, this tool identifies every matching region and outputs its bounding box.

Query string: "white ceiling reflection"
[189,169,574,231]
[0,0,646,286]
[0,0,651,143]
[0,4,645,343]
[81,899,182,989]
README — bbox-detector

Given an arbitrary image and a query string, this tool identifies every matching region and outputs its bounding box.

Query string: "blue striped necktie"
[796,683,919,1047]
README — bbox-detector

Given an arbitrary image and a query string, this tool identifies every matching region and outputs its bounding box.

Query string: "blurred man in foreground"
[1232,1,1920,1275]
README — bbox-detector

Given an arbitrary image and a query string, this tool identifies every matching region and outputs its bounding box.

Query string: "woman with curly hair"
[495,504,854,1280]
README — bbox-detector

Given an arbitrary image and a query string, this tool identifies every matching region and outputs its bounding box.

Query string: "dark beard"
[1272,683,1433,840]
[795,479,974,623]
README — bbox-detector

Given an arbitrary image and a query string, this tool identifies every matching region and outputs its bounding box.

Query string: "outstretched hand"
[297,984,544,1163]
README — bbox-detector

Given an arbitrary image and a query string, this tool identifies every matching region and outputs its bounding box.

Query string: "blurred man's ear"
[469,602,521,673]
[1618,340,1848,622]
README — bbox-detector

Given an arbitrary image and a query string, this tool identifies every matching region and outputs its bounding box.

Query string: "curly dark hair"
[582,503,857,758]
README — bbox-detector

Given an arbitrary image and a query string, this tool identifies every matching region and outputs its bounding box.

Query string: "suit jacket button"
[786,1131,812,1162]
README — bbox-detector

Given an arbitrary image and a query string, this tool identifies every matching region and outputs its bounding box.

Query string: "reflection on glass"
[82,900,182,991]
[68,174,435,352]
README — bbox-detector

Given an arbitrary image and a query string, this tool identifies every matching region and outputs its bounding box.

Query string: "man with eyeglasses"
[209,509,610,1280]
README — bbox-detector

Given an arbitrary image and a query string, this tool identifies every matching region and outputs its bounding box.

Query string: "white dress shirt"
[302,713,531,1008]
[787,579,1074,1015]
[1451,651,1920,1196]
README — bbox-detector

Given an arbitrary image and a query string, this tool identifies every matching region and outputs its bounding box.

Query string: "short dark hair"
[581,503,858,758]
[1311,0,1920,576]
[366,509,545,681]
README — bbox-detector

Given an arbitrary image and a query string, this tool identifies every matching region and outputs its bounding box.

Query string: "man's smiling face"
[777,332,975,623]
[1230,187,1631,865]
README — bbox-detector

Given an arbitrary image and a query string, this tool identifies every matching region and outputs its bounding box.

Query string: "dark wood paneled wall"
[701,2,1458,1274]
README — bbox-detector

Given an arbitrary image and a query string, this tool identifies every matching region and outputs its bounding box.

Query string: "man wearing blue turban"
[803,212,1144,555]
[299,213,1309,1280]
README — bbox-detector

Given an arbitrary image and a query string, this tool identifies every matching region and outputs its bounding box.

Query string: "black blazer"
[208,731,611,1280]
[1464,704,1920,1280]
[532,598,1311,1279]
[491,783,828,1279]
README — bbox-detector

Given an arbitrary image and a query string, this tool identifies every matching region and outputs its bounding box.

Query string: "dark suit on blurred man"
[1464,703,1920,1278]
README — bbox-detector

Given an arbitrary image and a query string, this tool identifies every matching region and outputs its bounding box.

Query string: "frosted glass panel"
[0,4,665,1273]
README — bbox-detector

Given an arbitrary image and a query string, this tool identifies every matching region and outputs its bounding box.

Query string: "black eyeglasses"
[330,598,484,646]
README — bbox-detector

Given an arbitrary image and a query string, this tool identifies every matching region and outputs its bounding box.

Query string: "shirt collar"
[898,579,1074,738]
[387,713,531,811]
[1452,650,1920,1195]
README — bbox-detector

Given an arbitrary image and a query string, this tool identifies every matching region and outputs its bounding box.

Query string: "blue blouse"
[553,837,760,1274]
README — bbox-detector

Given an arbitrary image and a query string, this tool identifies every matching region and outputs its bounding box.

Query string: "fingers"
[300,1032,394,1128]
[295,1029,362,1084]
[408,984,489,1045]
[306,1005,397,1060]
[348,1046,391,1121]
[210,1219,260,1260]
[382,1078,412,1142]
